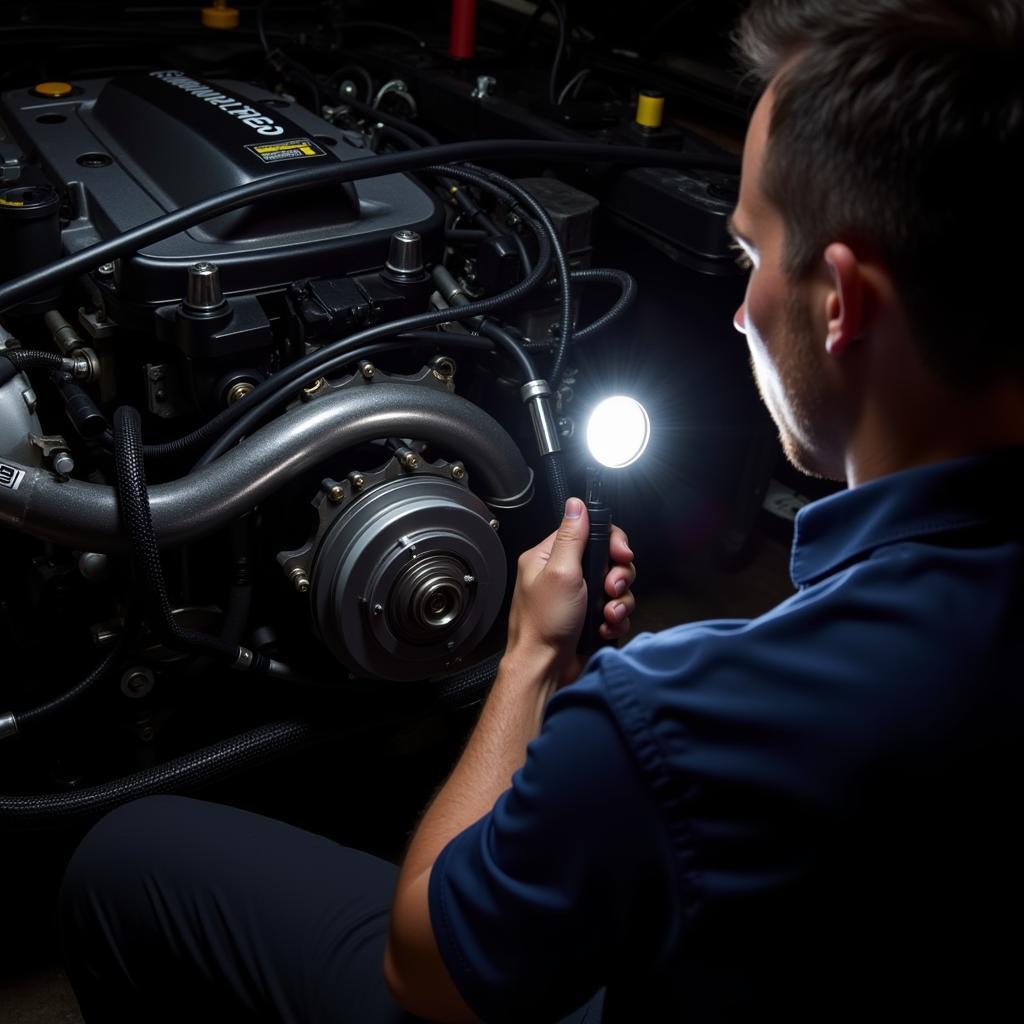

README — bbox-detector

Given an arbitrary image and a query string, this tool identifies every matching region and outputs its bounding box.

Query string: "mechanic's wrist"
[498,639,565,695]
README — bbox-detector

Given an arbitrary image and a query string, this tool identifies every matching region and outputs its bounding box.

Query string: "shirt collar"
[790,448,1024,588]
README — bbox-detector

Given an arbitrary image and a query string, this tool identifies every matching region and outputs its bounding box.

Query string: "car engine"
[0,1,755,830]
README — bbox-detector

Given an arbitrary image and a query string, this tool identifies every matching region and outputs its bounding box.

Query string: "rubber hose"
[336,93,440,146]
[0,719,320,829]
[570,268,638,341]
[476,318,537,382]
[113,406,238,662]
[542,450,571,520]
[0,652,502,829]
[2,349,64,372]
[11,633,128,731]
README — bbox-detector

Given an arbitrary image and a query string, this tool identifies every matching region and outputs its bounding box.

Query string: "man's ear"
[822,243,864,356]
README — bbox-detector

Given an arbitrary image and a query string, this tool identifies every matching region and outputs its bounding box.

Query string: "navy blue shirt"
[429,452,1024,1023]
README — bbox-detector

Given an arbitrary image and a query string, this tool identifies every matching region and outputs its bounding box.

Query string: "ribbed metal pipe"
[0,384,533,551]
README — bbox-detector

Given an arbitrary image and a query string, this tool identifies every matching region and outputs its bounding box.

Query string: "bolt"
[328,484,345,503]
[401,451,419,470]
[290,568,311,593]
[489,518,500,531]
[147,366,166,382]
[226,381,255,405]
[372,603,384,616]
[97,262,115,276]
[451,463,466,481]
[154,389,167,401]
[463,575,475,584]
[52,450,74,476]
[360,361,375,380]
[349,472,365,489]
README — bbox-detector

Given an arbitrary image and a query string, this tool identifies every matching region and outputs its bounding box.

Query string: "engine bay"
[0,2,772,844]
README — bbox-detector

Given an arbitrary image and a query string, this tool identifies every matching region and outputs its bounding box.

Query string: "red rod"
[450,0,477,60]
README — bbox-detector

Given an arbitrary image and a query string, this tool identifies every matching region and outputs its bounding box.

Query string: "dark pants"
[60,796,602,1023]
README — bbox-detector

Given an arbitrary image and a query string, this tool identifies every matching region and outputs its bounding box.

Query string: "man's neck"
[845,376,1024,488]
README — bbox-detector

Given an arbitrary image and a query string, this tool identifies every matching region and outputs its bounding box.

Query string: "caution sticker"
[246,138,327,163]
[0,463,25,491]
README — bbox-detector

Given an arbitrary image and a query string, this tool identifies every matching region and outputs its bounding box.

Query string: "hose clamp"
[520,380,561,456]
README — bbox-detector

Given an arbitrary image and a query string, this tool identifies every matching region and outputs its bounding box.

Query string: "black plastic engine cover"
[0,72,443,309]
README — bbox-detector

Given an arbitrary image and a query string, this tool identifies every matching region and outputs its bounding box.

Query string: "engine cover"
[0,72,443,309]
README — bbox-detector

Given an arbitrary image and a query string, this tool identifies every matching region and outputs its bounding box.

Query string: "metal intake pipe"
[0,384,534,551]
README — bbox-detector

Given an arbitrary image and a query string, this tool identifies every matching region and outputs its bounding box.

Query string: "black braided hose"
[0,652,502,828]
[113,406,239,662]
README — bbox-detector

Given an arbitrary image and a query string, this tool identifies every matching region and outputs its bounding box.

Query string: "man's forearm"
[399,646,559,883]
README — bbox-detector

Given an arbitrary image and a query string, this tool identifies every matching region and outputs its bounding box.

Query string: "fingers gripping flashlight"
[580,396,650,655]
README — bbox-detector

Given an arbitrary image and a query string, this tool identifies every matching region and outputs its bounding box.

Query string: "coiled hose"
[0,651,502,829]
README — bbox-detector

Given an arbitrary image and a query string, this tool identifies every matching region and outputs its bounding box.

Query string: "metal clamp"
[520,379,562,456]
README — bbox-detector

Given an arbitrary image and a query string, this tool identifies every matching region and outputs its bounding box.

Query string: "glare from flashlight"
[585,396,651,469]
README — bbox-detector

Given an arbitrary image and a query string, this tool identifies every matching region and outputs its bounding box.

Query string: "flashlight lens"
[586,396,651,468]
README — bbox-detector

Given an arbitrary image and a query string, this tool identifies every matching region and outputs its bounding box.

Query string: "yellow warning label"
[0,198,25,207]
[246,138,326,163]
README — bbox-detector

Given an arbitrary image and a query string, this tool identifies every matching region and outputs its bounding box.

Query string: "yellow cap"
[635,91,665,130]
[202,1,239,29]
[34,81,74,98]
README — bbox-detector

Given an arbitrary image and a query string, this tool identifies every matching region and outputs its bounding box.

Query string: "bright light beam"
[585,395,651,469]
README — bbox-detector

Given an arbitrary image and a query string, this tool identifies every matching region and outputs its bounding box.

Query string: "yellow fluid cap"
[202,1,240,29]
[34,81,74,98]
[635,90,665,130]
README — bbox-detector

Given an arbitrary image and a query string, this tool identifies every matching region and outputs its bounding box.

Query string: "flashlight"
[579,396,650,655]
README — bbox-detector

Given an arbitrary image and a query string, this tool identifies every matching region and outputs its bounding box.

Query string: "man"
[61,1,1024,1021]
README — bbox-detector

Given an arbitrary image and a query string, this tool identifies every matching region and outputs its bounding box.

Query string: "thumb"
[546,497,589,574]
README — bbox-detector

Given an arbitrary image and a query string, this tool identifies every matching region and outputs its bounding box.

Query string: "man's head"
[730,0,1024,479]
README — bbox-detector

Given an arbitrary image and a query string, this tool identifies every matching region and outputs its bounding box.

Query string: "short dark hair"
[736,0,1024,387]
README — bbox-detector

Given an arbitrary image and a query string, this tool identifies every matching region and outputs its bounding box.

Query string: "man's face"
[731,83,842,480]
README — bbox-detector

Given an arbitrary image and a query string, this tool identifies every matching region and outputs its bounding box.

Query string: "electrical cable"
[547,1,569,106]
[5,631,129,733]
[333,93,440,146]
[0,139,737,314]
[570,268,637,340]
[557,68,591,105]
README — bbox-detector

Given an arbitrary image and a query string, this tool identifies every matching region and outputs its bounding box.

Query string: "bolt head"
[489,518,500,531]
[361,363,375,379]
[451,464,466,481]
[328,484,345,503]
[402,452,419,469]
[351,473,365,488]
[53,451,74,476]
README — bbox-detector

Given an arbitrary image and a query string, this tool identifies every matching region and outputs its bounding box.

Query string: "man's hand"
[506,496,636,684]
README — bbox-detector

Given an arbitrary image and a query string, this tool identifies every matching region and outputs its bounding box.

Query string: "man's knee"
[60,795,214,925]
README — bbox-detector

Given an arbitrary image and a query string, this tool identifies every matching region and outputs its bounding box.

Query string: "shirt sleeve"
[428,668,675,1024]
